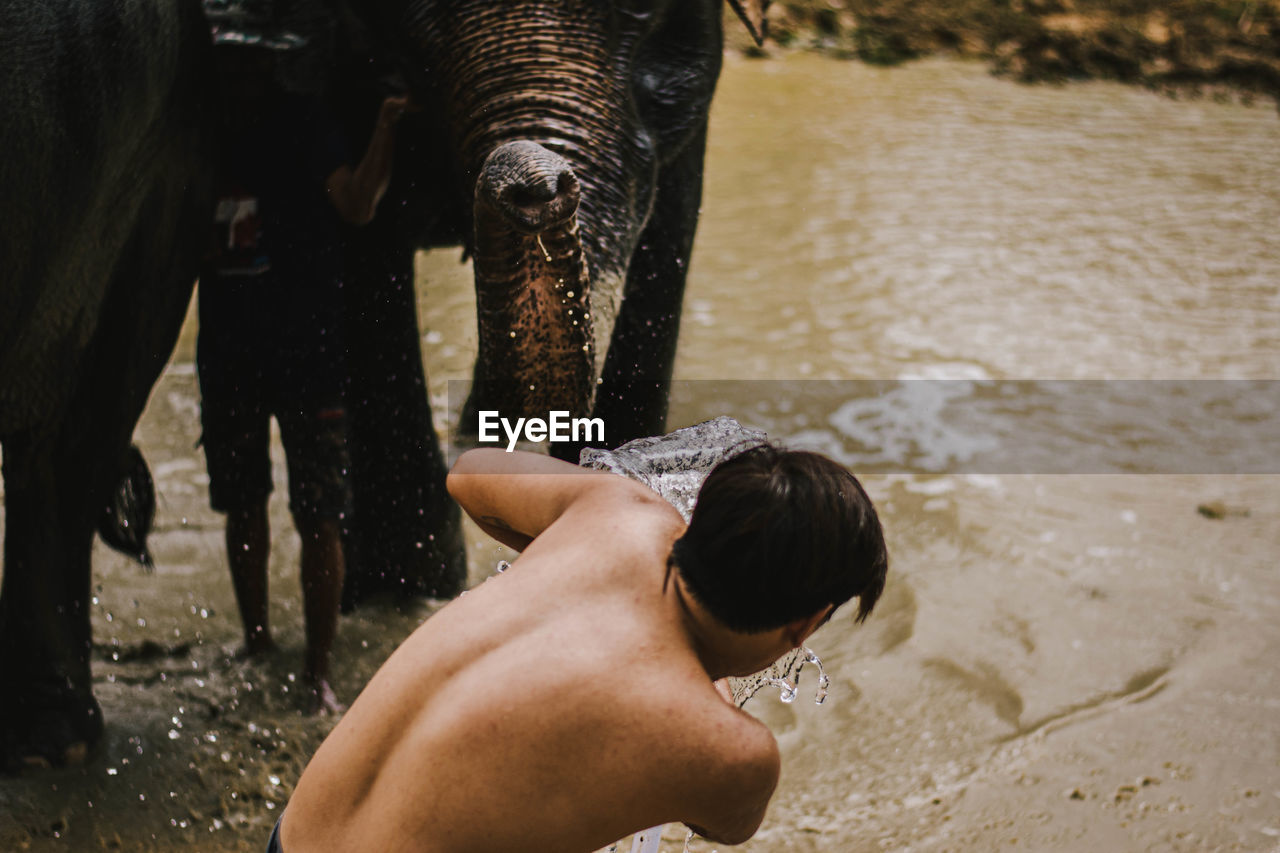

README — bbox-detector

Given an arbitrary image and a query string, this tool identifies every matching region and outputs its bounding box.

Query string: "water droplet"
[495,560,510,573]
[803,644,830,705]
[770,679,798,703]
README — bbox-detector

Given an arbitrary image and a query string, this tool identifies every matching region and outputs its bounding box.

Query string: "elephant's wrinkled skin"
[334,0,767,603]
[241,0,770,606]
[0,0,217,766]
[400,0,764,435]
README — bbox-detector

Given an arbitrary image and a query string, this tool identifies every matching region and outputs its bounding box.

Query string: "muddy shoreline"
[729,0,1280,106]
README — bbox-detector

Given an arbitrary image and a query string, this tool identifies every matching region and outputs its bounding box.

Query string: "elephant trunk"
[469,141,594,419]
[407,2,652,425]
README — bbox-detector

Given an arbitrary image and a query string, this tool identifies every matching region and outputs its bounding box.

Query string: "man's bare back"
[282,453,784,852]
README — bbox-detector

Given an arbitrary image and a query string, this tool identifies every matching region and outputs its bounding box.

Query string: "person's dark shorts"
[266,816,283,852]
[198,353,352,522]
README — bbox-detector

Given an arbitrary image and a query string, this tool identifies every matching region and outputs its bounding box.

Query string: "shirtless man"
[278,443,888,852]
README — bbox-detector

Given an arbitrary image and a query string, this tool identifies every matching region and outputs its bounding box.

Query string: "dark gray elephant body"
[0,0,216,763]
[377,0,747,430]
[333,0,767,604]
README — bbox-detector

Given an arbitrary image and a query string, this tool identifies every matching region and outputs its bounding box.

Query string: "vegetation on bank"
[729,1,1280,106]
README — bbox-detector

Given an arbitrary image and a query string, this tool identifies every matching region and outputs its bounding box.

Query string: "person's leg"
[226,500,275,656]
[198,328,275,658]
[278,399,352,715]
[295,515,345,714]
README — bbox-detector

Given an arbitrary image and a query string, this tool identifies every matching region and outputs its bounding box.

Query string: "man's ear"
[786,604,834,648]
[727,0,770,47]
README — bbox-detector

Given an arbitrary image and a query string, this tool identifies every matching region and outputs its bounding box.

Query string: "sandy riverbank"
[729,0,1280,106]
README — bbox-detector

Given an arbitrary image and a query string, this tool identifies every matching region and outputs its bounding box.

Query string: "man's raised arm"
[446,448,628,551]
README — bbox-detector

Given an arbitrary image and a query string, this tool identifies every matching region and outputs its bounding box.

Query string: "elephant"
[0,0,218,765]
[0,0,770,767]
[327,0,770,605]
[196,0,777,607]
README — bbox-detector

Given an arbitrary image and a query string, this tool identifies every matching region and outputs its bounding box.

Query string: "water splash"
[807,645,830,704]
[630,826,663,853]
[763,676,799,704]
[732,644,829,707]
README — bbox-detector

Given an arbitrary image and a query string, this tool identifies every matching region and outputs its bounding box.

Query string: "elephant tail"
[97,444,156,571]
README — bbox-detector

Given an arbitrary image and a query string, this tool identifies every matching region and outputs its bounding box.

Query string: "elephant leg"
[341,231,465,610]
[0,163,207,770]
[0,432,102,769]
[592,125,710,451]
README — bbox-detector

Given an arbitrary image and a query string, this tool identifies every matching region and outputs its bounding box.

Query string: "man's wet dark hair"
[671,444,888,634]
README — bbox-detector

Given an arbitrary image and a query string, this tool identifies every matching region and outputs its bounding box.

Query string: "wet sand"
[3,55,1280,851]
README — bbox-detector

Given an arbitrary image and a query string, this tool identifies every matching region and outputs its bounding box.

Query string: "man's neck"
[668,572,786,681]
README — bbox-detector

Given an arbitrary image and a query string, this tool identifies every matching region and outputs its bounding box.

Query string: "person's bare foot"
[305,678,347,716]
[234,633,277,660]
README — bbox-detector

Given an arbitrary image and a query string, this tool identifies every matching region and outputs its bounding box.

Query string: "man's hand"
[377,94,412,130]
[325,95,413,226]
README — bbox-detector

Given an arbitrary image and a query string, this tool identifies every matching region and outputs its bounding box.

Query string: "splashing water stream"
[759,644,829,706]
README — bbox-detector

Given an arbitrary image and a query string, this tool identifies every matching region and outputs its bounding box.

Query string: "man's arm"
[679,719,781,845]
[446,448,649,551]
[325,95,409,226]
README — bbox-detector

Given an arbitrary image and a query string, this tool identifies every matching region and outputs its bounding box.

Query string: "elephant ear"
[727,0,770,47]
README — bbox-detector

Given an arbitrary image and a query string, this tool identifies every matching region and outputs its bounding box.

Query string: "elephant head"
[356,0,771,428]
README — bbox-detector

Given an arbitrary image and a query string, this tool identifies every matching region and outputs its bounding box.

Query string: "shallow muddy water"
[3,54,1279,851]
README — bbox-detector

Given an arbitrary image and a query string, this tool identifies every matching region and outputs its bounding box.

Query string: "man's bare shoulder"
[537,473,684,552]
[581,473,678,513]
